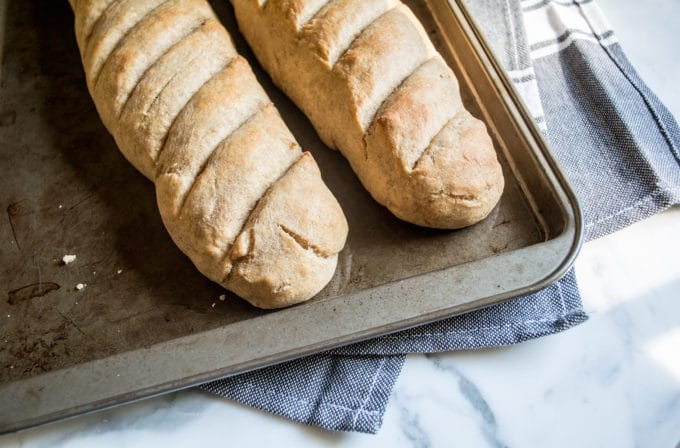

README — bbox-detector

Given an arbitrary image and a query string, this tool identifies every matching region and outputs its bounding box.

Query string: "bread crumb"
[219,294,226,302]
[75,283,86,291]
[117,269,123,274]
[211,303,216,308]
[62,254,77,265]
[58,204,63,209]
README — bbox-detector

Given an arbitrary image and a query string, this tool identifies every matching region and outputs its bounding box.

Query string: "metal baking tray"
[0,0,582,434]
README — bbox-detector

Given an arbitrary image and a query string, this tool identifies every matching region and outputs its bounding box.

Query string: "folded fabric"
[202,0,680,434]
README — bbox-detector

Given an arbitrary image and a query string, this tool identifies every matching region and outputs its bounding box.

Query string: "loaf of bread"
[230,0,504,228]
[69,0,348,309]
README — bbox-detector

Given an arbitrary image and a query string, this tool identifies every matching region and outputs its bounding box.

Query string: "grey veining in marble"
[427,355,505,448]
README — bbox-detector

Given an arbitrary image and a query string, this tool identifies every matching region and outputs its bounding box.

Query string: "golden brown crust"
[232,0,504,228]
[71,0,348,308]
[299,0,398,65]
[225,153,346,308]
[117,19,235,179]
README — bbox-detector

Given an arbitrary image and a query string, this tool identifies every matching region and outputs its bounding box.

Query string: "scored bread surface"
[231,0,505,228]
[69,0,348,309]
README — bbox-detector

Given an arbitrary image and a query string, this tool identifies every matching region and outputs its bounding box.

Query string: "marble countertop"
[3,0,679,446]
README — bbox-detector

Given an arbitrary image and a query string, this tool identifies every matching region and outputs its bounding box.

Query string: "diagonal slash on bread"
[231,0,505,229]
[69,0,348,309]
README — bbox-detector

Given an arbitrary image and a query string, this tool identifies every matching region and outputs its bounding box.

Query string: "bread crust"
[232,0,504,228]
[70,0,348,308]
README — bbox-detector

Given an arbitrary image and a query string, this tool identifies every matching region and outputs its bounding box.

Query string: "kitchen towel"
[202,0,680,433]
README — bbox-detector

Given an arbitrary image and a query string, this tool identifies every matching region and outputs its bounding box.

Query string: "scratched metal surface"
[0,0,543,384]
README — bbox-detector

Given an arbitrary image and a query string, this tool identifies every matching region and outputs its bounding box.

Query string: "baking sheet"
[0,0,581,433]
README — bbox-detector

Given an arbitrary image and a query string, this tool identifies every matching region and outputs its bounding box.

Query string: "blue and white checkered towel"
[202,0,680,433]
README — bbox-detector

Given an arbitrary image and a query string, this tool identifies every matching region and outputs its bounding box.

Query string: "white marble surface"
[3,1,680,446]
[598,0,680,120]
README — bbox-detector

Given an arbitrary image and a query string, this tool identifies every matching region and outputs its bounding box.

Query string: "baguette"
[231,0,504,228]
[69,0,348,309]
